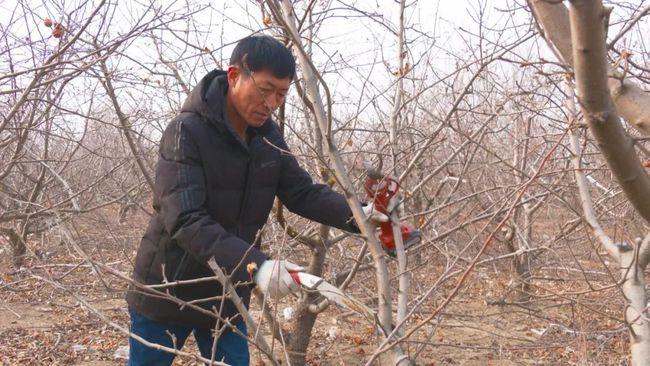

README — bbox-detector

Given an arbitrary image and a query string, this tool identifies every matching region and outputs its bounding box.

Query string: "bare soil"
[0,220,637,365]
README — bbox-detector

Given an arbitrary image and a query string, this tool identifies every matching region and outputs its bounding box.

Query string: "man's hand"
[254,260,305,299]
[362,202,390,224]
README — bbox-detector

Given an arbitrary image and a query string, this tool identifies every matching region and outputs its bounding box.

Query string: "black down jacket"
[126,70,357,328]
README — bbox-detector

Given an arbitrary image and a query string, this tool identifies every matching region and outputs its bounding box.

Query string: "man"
[126,35,385,365]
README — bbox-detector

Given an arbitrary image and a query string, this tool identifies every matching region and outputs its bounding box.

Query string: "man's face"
[227,65,292,127]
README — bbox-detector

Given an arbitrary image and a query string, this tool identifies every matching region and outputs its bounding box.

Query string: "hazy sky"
[0,0,533,134]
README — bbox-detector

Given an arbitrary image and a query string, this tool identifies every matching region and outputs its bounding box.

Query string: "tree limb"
[528,0,650,136]
[568,0,650,224]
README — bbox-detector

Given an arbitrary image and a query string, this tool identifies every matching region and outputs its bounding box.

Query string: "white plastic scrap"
[282,306,294,321]
[71,344,87,352]
[114,345,129,360]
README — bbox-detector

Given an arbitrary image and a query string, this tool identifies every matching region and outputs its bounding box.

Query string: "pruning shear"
[290,271,376,322]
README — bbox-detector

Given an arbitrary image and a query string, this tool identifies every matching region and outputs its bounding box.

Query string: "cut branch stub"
[363,156,384,180]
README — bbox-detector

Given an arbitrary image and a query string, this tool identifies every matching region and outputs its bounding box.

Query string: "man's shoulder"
[158,113,212,149]
[171,112,207,129]
[162,112,214,137]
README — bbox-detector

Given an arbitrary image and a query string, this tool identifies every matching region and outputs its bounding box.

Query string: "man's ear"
[227,65,240,86]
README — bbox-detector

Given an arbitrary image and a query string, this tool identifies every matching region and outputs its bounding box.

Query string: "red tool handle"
[363,170,421,255]
[289,271,301,284]
[364,173,401,251]
[363,176,399,214]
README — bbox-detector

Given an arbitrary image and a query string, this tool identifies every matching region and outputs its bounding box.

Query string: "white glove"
[362,202,389,224]
[254,260,305,299]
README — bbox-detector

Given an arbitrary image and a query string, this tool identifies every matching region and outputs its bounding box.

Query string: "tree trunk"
[287,245,327,365]
[273,0,393,335]
[527,0,650,136]
[7,228,26,268]
[620,248,650,366]
[511,115,533,300]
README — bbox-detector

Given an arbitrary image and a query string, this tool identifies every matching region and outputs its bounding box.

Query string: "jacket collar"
[180,69,275,140]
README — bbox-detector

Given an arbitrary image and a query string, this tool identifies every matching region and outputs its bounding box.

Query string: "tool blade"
[293,272,375,321]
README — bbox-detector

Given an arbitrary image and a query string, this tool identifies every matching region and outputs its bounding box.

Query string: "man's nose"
[265,93,281,111]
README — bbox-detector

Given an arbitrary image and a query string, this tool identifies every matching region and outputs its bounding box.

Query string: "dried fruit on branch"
[52,23,64,38]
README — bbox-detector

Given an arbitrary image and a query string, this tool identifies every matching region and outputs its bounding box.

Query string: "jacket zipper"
[172,252,188,281]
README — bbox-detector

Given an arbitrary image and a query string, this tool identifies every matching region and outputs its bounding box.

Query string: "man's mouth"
[254,111,268,120]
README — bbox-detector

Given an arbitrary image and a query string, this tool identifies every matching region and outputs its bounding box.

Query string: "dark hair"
[230,35,296,79]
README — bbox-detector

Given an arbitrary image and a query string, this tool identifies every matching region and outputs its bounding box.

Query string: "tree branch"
[528,0,650,136]
[568,0,650,224]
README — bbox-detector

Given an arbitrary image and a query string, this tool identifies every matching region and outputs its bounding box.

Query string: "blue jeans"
[128,309,249,365]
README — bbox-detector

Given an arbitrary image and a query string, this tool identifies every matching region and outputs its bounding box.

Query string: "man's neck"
[225,97,248,142]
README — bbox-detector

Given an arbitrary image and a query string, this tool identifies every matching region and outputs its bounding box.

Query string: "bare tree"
[3,0,650,364]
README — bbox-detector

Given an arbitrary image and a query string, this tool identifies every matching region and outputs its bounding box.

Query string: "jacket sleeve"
[275,137,359,233]
[155,119,267,284]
